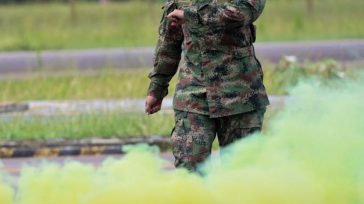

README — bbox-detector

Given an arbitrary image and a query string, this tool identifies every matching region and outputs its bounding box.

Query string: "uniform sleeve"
[184,0,265,30]
[147,1,184,100]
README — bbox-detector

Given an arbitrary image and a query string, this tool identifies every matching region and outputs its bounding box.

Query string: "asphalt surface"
[0,40,363,75]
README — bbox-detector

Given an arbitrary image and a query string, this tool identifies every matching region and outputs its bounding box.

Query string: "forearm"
[147,1,183,100]
[148,43,182,100]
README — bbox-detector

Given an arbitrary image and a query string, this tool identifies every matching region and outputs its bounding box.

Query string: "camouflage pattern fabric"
[172,108,265,171]
[148,0,270,118]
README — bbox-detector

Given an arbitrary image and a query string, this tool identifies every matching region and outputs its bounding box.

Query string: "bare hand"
[167,9,185,27]
[145,95,162,115]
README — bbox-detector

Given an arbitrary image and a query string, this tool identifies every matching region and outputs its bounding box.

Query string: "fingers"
[167,9,184,26]
[145,96,162,115]
[166,10,177,20]
[150,104,162,114]
[145,101,152,114]
[145,103,161,115]
[170,18,184,27]
[170,21,179,27]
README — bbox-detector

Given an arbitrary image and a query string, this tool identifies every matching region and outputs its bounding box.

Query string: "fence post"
[306,0,314,14]
[69,0,77,21]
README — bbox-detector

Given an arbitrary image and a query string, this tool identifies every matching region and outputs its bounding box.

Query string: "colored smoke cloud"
[1,77,364,204]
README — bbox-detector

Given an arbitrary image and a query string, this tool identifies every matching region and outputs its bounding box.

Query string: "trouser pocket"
[171,110,215,171]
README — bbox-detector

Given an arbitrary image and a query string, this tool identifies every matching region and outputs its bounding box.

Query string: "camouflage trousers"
[171,108,266,171]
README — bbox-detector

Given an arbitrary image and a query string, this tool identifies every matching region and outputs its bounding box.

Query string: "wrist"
[147,82,168,101]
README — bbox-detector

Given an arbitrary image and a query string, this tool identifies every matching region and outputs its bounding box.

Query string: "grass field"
[0,69,164,102]
[0,107,279,140]
[0,60,361,140]
[0,111,175,140]
[0,0,363,51]
[0,59,358,102]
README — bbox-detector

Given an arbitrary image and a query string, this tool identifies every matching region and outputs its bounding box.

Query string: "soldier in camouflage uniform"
[145,0,269,171]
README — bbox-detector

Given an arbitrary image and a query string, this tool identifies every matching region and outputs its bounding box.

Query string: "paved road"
[0,40,363,75]
[0,154,175,176]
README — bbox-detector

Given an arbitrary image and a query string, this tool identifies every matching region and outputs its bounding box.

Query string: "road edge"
[0,136,171,158]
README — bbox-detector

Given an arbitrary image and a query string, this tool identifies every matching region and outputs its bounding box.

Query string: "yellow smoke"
[1,77,364,204]
[0,175,13,204]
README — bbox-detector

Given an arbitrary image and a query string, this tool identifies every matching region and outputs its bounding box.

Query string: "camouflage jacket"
[148,0,269,118]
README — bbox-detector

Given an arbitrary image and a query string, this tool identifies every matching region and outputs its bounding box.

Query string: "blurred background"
[0,0,363,142]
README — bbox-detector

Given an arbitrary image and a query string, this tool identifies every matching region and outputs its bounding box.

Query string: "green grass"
[0,60,361,140]
[0,2,161,51]
[0,0,363,51]
[0,69,177,102]
[1,60,361,102]
[257,0,364,41]
[0,107,278,140]
[0,111,175,140]
[263,59,362,94]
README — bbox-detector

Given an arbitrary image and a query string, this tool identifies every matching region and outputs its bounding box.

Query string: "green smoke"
[0,76,363,204]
